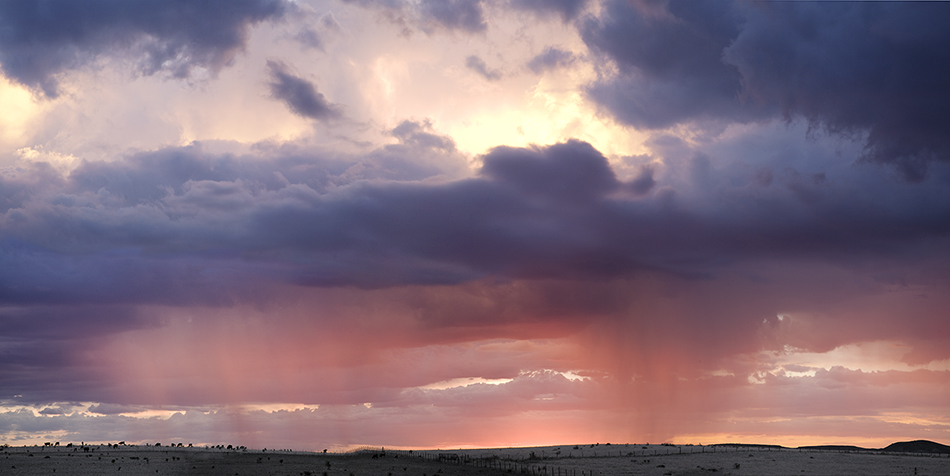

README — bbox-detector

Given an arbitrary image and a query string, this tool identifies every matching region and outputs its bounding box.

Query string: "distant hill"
[711,443,786,449]
[795,440,950,454]
[798,445,868,452]
[882,440,950,454]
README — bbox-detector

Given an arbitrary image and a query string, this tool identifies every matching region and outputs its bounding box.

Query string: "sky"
[1,0,949,451]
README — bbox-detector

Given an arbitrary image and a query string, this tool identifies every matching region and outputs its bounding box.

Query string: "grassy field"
[1,443,947,476]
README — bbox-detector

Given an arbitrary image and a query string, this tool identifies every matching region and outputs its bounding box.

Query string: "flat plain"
[0,443,947,476]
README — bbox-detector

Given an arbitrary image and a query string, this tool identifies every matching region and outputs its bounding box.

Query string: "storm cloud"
[582,0,950,179]
[4,137,950,304]
[582,0,760,128]
[0,0,288,97]
[510,0,589,21]
[341,0,487,34]
[724,1,950,180]
[420,0,487,34]
[2,131,950,444]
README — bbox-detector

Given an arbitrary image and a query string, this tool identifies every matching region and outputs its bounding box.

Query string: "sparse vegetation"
[0,441,947,476]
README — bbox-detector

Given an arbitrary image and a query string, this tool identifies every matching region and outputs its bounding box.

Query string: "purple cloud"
[581,0,950,180]
[526,47,576,74]
[267,61,342,120]
[420,0,487,33]
[510,0,588,21]
[4,137,950,303]
[465,55,502,81]
[341,0,487,35]
[0,0,289,97]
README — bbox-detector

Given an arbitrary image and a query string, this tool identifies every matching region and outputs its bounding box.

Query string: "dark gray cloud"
[481,140,619,202]
[0,0,288,97]
[391,119,457,152]
[526,47,576,74]
[267,61,341,120]
[0,304,148,403]
[3,134,950,406]
[627,164,656,196]
[582,0,950,180]
[724,2,950,181]
[340,0,487,35]
[3,137,950,304]
[465,55,502,81]
[420,0,487,33]
[581,0,763,129]
[0,305,144,341]
[510,0,588,21]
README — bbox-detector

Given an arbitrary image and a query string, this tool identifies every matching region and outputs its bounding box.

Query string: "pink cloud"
[35,269,937,447]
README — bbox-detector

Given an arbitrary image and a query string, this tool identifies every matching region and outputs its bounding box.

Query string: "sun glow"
[444,67,648,161]
[0,75,43,148]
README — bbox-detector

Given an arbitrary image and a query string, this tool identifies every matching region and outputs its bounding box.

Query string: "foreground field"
[0,444,947,476]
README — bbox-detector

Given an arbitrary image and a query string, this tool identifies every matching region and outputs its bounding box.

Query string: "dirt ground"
[0,444,947,476]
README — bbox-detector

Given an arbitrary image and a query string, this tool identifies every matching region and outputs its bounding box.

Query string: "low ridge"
[796,440,950,454]
[798,445,867,452]
[882,440,950,454]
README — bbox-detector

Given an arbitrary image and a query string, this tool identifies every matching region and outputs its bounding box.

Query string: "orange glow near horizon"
[75,287,950,450]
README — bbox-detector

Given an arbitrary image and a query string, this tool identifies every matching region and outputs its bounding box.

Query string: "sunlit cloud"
[420,377,514,390]
[0,76,42,148]
[775,342,950,376]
